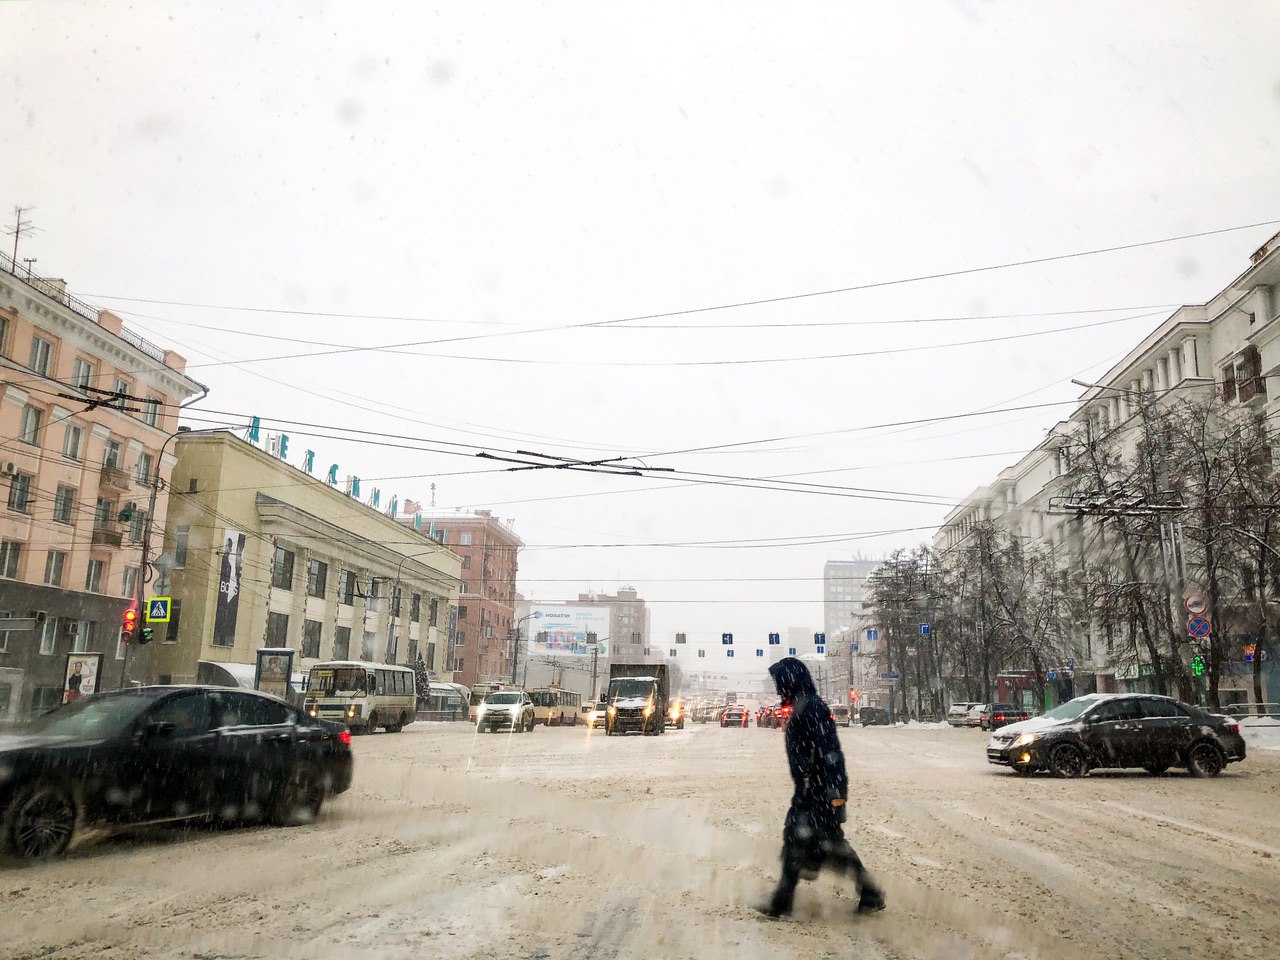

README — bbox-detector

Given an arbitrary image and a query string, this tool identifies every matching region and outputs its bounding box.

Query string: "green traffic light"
[1191,655,1205,677]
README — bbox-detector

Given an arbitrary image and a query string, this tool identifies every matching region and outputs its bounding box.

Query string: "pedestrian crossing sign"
[146,597,172,623]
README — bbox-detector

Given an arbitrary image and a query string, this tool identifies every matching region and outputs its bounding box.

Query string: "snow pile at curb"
[895,720,954,730]
[1239,716,1280,751]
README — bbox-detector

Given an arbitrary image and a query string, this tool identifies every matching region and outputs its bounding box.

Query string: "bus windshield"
[309,667,368,696]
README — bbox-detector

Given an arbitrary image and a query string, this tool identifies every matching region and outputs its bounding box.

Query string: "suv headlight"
[1014,732,1037,746]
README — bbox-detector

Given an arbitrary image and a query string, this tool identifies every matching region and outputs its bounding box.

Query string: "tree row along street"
[3,723,1276,960]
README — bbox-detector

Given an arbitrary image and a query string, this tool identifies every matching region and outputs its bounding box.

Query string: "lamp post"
[510,611,542,685]
[385,548,446,666]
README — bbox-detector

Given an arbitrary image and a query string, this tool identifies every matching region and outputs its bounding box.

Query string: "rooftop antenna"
[430,482,436,508]
[22,257,37,277]
[5,206,38,264]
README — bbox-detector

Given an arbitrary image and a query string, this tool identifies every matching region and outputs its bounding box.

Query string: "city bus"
[419,681,471,721]
[304,660,417,734]
[529,688,584,725]
[469,681,505,722]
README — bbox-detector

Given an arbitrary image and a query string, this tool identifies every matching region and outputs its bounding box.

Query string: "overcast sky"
[5,2,1280,670]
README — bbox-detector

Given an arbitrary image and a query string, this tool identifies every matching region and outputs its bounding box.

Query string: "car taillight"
[1228,722,1240,733]
[338,729,352,746]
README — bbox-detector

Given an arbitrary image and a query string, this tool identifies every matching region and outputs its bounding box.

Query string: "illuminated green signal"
[1191,655,1205,677]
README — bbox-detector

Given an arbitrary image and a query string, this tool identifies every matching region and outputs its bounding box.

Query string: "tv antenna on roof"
[5,206,38,263]
[430,482,436,508]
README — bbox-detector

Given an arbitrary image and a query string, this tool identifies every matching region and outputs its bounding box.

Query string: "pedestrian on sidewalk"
[759,656,886,918]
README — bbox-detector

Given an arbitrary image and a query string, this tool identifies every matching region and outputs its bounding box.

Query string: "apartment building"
[403,508,522,688]
[151,431,461,685]
[0,255,204,721]
[934,228,1280,702]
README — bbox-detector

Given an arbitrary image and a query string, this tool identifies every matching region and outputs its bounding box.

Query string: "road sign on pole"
[1187,615,1211,638]
[1184,594,1208,616]
[879,672,900,681]
[919,623,931,636]
[146,597,172,623]
[866,628,879,641]
[814,632,826,644]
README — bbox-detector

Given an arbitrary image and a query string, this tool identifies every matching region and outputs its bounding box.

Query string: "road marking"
[1103,801,1280,857]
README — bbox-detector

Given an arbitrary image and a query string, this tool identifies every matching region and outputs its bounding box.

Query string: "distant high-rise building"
[823,559,880,638]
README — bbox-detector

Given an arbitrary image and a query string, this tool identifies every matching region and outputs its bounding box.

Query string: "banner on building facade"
[255,647,294,700]
[214,530,247,646]
[526,606,611,657]
[63,652,103,703]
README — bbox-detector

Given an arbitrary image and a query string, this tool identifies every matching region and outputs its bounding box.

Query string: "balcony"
[1238,376,1268,405]
[91,524,124,547]
[100,465,132,491]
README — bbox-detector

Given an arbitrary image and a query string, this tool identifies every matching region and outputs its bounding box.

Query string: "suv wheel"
[1048,743,1088,779]
[1187,742,1224,778]
[5,782,76,861]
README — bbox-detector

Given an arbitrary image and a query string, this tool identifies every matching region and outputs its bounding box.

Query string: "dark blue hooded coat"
[768,657,848,806]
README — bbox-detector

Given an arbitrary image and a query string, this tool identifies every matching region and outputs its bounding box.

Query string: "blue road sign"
[1047,670,1058,680]
[814,632,826,644]
[722,633,733,645]
[852,643,859,653]
[866,628,879,641]
[816,645,825,655]
[756,649,764,657]
[726,649,735,658]
[788,648,797,656]
[768,632,781,645]
[919,623,931,636]
[1187,616,1211,638]
[879,672,900,681]
[1067,657,1075,670]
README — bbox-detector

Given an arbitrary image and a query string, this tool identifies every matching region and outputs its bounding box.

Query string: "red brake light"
[338,729,352,746]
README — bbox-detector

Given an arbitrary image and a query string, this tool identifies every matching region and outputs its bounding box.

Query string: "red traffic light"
[122,606,139,635]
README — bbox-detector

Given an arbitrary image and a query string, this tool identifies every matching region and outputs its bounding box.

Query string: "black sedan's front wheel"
[5,782,76,861]
[1048,743,1089,779]
[1187,742,1225,778]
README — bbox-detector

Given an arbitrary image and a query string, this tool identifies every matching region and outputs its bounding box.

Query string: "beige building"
[149,431,461,685]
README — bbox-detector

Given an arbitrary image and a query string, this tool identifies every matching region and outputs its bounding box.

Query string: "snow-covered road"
[3,722,1277,960]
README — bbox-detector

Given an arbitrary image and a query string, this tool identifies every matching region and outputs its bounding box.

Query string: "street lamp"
[385,547,447,665]
[510,611,542,685]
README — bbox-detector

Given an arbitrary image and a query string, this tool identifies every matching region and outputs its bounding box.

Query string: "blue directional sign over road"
[768,632,781,645]
[866,628,879,641]
[880,672,901,680]
[919,623,931,636]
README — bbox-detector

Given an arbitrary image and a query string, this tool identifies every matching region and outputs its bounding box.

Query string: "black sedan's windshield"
[23,692,158,739]
[1039,697,1101,722]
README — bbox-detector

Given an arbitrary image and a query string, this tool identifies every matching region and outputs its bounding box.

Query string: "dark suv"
[979,703,1030,730]
[987,693,1246,778]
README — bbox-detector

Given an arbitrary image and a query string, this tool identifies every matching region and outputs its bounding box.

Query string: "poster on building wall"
[214,530,247,646]
[63,652,103,703]
[255,647,294,700]
[526,606,611,657]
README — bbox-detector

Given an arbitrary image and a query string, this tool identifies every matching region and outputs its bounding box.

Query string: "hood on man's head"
[769,656,817,703]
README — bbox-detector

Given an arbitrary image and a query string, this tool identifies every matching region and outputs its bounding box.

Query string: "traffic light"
[122,605,139,641]
[1191,655,1205,677]
[139,626,155,645]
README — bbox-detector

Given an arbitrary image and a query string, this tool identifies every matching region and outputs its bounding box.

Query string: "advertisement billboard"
[214,529,247,647]
[527,606,611,657]
[63,652,104,703]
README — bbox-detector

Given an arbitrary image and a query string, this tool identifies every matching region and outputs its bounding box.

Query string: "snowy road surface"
[3,722,1277,960]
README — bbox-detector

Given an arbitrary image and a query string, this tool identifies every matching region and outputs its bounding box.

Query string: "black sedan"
[987,693,1246,778]
[0,686,353,861]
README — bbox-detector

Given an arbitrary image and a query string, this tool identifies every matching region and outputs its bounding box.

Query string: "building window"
[62,423,83,460]
[122,566,138,598]
[411,593,421,622]
[461,555,471,570]
[266,611,290,646]
[18,405,41,445]
[457,605,467,620]
[44,550,66,586]
[697,649,706,658]
[85,559,105,593]
[103,439,121,468]
[112,377,131,409]
[40,617,58,655]
[0,540,21,579]
[29,335,53,376]
[136,452,154,485]
[306,558,328,598]
[72,357,94,390]
[174,525,189,567]
[0,610,12,653]
[7,473,32,513]
[142,397,161,427]
[116,628,127,660]
[459,531,473,546]
[71,621,93,654]
[338,569,356,605]
[271,546,295,590]
[429,597,440,626]
[166,600,182,642]
[53,485,76,524]
[455,630,466,647]
[391,586,402,617]
[407,639,418,663]
[333,626,351,660]
[129,508,147,543]
[94,498,115,530]
[302,619,322,658]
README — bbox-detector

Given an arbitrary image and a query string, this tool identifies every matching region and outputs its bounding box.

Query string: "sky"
[4,1,1280,672]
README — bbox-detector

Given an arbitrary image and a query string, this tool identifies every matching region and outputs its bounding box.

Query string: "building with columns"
[1,254,203,722]
[934,228,1280,700]
[152,431,461,686]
